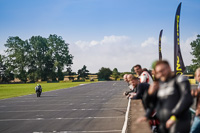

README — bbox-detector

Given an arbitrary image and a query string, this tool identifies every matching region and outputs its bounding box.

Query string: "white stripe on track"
[0,108,126,112]
[0,116,124,122]
[121,98,131,133]
[33,130,121,133]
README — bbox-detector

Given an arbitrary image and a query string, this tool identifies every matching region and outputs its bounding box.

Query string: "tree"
[66,67,73,76]
[77,65,89,80]
[112,68,120,80]
[0,54,5,82]
[47,34,73,80]
[0,54,14,83]
[29,36,50,81]
[131,67,137,74]
[185,66,195,74]
[4,37,30,82]
[2,34,73,82]
[190,34,200,70]
[97,67,112,80]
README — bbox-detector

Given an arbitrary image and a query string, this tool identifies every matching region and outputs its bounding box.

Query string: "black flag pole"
[159,29,163,61]
[174,2,185,75]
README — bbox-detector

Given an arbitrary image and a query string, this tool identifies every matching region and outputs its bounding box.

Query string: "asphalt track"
[0,81,129,133]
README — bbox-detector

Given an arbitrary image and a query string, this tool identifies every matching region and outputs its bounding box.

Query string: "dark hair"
[155,60,170,68]
[134,64,142,69]
[143,68,153,79]
[142,68,148,71]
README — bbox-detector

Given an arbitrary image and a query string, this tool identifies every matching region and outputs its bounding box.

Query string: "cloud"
[74,35,131,50]
[69,34,197,73]
[141,37,157,47]
[180,34,197,66]
[70,35,156,73]
[101,35,130,45]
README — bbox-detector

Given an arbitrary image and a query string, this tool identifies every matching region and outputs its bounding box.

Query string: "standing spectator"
[134,64,153,84]
[139,60,193,133]
[190,68,200,133]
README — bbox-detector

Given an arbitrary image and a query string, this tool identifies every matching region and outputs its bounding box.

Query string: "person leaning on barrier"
[190,68,200,133]
[123,74,129,96]
[137,60,193,133]
[123,74,128,83]
[128,76,149,100]
[123,74,137,96]
[134,64,153,84]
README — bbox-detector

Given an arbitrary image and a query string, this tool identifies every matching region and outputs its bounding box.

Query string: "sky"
[0,0,199,73]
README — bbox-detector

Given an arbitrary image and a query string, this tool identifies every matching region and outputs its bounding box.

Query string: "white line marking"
[0,108,126,113]
[36,118,44,120]
[61,130,121,133]
[0,117,124,122]
[0,102,122,108]
[33,130,121,133]
[1,98,123,103]
[121,98,131,133]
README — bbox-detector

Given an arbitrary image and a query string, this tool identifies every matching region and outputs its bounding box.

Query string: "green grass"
[0,81,96,99]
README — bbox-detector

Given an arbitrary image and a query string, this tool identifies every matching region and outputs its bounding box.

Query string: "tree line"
[0,34,73,82]
[0,34,199,83]
[186,35,200,73]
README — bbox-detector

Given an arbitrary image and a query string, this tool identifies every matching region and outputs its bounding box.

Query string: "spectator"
[123,74,137,97]
[138,60,193,133]
[123,74,128,82]
[190,68,200,133]
[134,64,153,84]
[128,76,149,100]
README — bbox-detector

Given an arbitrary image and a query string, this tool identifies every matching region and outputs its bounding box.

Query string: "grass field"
[0,81,96,99]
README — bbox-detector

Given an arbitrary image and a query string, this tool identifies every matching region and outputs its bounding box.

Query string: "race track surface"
[0,81,129,133]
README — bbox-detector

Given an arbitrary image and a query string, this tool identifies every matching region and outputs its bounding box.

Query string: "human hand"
[166,118,176,129]
[148,81,159,95]
[123,91,128,96]
[136,116,147,123]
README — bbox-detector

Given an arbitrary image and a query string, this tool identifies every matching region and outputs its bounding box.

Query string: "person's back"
[35,85,41,91]
[35,84,42,97]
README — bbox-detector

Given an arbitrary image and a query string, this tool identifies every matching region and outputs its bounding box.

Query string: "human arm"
[171,76,193,118]
[131,83,149,100]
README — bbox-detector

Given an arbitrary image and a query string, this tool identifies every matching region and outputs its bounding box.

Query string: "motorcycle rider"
[35,84,42,97]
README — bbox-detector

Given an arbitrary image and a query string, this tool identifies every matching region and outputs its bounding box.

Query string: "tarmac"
[0,81,129,133]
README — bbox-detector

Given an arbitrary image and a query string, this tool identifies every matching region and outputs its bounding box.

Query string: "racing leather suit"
[139,71,153,84]
[144,75,193,133]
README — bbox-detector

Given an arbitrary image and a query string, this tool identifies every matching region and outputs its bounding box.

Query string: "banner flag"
[174,2,185,75]
[159,29,163,60]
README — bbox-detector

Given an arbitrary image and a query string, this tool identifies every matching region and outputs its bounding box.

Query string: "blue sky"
[0,0,199,73]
